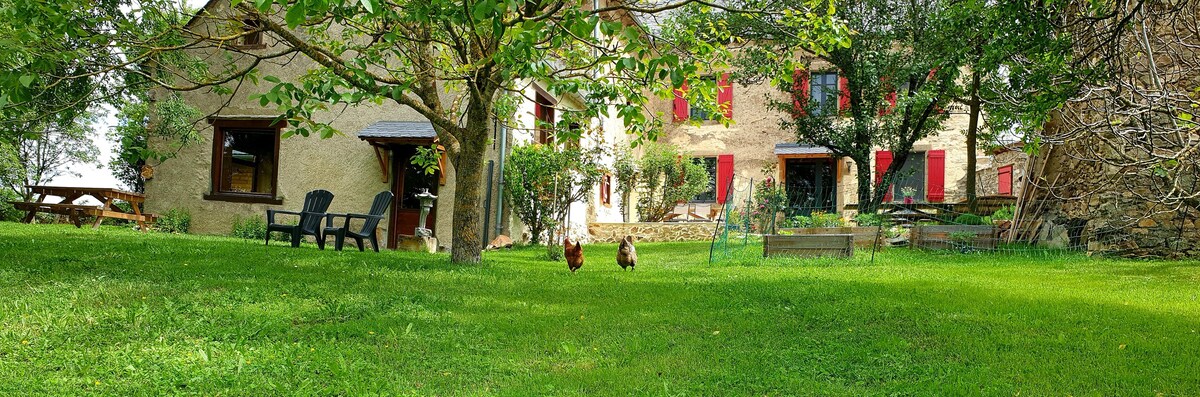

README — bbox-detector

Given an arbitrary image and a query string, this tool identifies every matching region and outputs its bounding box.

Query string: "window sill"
[203,192,283,205]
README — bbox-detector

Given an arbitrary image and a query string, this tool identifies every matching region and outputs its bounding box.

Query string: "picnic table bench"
[8,186,156,231]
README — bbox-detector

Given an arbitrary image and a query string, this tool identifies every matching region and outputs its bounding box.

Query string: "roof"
[356,121,437,140]
[774,143,833,155]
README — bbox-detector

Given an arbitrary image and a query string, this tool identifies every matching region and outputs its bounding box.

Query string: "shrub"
[232,216,267,240]
[0,188,22,222]
[992,205,1015,221]
[953,213,986,225]
[504,144,606,246]
[788,215,814,228]
[634,143,709,222]
[156,208,191,233]
[853,213,889,227]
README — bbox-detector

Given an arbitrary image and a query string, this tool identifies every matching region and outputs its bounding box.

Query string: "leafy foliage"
[155,208,191,234]
[503,144,606,247]
[109,93,202,193]
[612,147,638,222]
[634,144,709,222]
[231,216,268,240]
[953,213,986,225]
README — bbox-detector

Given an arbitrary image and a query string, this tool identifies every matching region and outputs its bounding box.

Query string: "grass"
[1,222,1199,396]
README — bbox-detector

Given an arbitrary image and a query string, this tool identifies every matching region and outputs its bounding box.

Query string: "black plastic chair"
[323,191,393,252]
[266,189,335,249]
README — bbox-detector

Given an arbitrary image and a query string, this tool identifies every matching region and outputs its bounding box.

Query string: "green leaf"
[359,0,376,14]
[18,75,34,88]
[285,3,306,28]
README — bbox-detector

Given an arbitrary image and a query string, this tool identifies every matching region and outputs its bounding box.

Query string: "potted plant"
[900,186,917,204]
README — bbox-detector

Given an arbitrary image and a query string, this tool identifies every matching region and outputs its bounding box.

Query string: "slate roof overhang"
[774,143,834,156]
[356,121,438,145]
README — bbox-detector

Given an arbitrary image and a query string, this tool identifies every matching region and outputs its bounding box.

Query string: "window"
[893,151,926,201]
[809,72,839,115]
[689,77,717,121]
[691,156,718,202]
[535,91,555,144]
[241,20,264,48]
[600,174,612,205]
[206,120,282,204]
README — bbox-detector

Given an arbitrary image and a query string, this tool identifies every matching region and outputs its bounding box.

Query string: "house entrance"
[783,158,837,216]
[388,145,439,249]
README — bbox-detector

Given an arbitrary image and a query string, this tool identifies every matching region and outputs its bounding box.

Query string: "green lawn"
[1,223,1198,395]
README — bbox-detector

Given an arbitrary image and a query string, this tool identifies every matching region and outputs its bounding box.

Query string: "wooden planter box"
[763,234,854,258]
[910,225,998,251]
[778,227,883,248]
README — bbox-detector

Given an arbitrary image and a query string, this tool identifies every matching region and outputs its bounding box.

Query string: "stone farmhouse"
[146,0,1023,250]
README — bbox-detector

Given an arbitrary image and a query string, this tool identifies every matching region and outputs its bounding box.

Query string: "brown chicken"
[564,237,584,273]
[617,235,637,271]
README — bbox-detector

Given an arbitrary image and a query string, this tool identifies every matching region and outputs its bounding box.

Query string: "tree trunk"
[449,101,491,263]
[965,70,981,213]
[853,156,875,213]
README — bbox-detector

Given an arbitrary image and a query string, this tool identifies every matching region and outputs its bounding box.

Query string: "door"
[784,158,837,216]
[389,145,439,248]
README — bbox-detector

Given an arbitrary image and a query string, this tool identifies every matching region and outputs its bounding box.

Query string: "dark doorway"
[388,145,439,249]
[784,158,836,216]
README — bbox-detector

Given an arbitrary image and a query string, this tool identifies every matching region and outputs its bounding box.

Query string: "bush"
[0,189,22,222]
[634,143,709,222]
[853,213,889,227]
[953,213,986,225]
[156,208,191,233]
[788,215,814,228]
[992,205,1015,221]
[232,216,267,240]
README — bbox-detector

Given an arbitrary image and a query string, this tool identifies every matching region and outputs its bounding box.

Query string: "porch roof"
[774,143,833,156]
[356,121,437,142]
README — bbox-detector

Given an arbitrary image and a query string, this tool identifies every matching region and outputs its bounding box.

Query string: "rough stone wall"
[588,222,718,243]
[1031,140,1199,257]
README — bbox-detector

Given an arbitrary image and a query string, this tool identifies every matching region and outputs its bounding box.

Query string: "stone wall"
[1030,139,1199,258]
[588,222,718,243]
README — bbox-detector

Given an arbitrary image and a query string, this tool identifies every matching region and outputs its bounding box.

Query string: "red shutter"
[718,73,733,119]
[998,165,1013,196]
[716,154,734,204]
[837,75,850,113]
[875,150,893,202]
[792,69,809,118]
[927,149,946,202]
[673,81,689,122]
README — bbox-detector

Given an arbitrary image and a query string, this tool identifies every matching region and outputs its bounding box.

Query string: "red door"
[389,145,439,249]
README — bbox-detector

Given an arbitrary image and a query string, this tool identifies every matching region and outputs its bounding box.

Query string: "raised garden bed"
[763,234,854,258]
[778,227,884,248]
[910,225,998,251]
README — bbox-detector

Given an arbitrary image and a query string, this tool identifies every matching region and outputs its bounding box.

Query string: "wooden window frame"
[203,119,283,204]
[535,91,556,145]
[236,19,267,50]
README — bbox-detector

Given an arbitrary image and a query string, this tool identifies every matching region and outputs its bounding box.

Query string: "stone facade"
[588,222,718,243]
[654,58,998,218]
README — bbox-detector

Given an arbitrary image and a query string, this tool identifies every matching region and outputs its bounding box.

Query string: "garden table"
[8,186,156,232]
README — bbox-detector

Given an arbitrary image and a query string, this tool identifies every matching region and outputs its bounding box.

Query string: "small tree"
[504,144,606,250]
[1,115,98,200]
[635,143,709,222]
[612,147,639,222]
[109,93,202,193]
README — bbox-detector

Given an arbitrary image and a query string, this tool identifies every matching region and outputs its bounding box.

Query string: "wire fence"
[708,173,1196,263]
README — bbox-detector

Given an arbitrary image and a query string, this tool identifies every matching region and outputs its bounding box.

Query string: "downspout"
[494,124,507,237]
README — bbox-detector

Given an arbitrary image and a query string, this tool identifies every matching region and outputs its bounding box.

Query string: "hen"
[564,237,584,273]
[616,235,637,271]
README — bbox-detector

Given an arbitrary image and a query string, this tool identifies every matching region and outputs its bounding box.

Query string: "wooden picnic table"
[8,186,156,232]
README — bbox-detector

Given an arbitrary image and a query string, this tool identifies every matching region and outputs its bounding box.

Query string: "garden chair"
[323,191,393,252]
[266,189,335,249]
